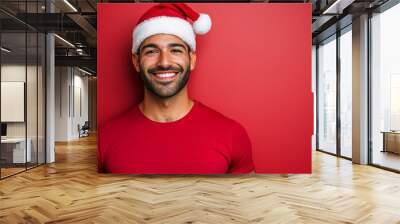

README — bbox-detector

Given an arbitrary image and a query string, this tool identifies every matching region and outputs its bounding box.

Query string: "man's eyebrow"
[140,43,188,53]
[168,43,188,50]
[140,44,158,51]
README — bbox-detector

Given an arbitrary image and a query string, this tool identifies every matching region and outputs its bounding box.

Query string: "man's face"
[132,34,197,99]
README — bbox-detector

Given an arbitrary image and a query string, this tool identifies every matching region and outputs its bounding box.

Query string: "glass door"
[339,26,352,159]
[1,30,28,177]
[317,35,337,155]
[0,0,47,179]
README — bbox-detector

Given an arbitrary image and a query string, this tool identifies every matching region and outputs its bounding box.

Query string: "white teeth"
[156,73,176,78]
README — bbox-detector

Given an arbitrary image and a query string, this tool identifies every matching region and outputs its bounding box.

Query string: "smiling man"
[100,3,254,174]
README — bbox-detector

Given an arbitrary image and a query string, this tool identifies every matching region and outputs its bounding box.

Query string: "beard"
[139,63,191,99]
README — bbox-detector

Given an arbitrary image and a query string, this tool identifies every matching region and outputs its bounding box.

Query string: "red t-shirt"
[99,101,254,174]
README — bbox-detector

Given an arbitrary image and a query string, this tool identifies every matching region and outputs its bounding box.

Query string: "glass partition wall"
[316,26,353,159]
[339,26,352,159]
[317,35,337,155]
[0,1,46,179]
[370,3,400,172]
[316,0,400,172]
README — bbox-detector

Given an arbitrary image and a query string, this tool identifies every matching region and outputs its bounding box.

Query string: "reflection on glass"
[340,28,352,158]
[318,36,337,154]
[0,1,47,179]
[27,31,38,169]
[1,31,27,177]
[371,3,400,171]
[38,32,46,165]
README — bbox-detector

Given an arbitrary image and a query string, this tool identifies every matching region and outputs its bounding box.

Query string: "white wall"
[72,73,89,138]
[55,67,89,141]
[55,66,70,141]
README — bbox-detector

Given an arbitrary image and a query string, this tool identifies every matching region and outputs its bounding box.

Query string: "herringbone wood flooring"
[1,134,400,224]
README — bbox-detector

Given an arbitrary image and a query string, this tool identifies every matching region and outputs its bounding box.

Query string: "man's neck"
[139,88,194,122]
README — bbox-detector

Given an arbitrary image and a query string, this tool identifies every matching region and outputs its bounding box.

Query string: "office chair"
[79,121,90,138]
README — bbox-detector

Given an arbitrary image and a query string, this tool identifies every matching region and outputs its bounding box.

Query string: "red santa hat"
[132,3,212,53]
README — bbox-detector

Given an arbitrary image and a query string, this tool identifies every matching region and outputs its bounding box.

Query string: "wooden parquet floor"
[1,134,400,224]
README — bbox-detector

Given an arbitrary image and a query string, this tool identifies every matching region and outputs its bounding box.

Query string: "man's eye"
[144,50,157,55]
[171,49,183,53]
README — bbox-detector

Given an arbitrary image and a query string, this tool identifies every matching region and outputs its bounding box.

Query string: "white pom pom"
[193,13,211,35]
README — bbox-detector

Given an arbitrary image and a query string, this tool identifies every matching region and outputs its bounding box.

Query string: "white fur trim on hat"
[193,14,211,35]
[132,16,196,53]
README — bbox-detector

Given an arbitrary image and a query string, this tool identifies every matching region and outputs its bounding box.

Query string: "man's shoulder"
[101,106,141,133]
[195,101,243,130]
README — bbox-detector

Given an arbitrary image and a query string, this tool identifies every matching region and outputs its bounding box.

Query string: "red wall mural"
[97,3,313,173]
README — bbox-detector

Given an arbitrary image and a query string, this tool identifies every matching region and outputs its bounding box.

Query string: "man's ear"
[189,51,197,71]
[132,53,140,72]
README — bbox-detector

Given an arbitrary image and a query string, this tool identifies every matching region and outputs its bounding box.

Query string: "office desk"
[382,131,400,154]
[1,138,32,163]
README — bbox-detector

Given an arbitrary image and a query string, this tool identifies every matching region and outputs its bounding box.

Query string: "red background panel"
[97,3,313,173]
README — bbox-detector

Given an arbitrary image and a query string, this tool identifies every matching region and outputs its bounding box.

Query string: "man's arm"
[228,122,255,174]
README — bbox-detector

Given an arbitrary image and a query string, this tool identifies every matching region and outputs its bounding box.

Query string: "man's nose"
[157,50,172,68]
